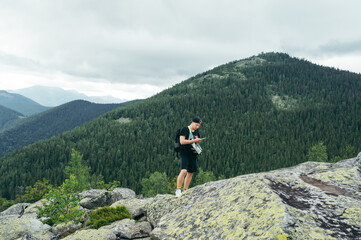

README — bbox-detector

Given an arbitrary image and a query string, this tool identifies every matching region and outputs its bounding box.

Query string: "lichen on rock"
[146,156,361,239]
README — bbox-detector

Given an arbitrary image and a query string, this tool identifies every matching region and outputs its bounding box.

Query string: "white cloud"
[1,0,361,99]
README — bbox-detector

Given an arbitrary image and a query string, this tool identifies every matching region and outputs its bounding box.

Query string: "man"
[176,116,205,197]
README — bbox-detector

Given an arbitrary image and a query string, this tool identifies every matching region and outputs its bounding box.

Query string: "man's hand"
[194,138,205,143]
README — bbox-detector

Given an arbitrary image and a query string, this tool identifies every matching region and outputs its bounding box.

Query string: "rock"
[79,192,111,209]
[145,194,179,227]
[19,233,39,240]
[111,198,153,220]
[23,200,44,215]
[0,203,30,217]
[111,188,136,201]
[79,188,136,209]
[101,218,152,239]
[52,221,83,238]
[62,228,116,240]
[78,189,107,199]
[116,221,152,239]
[145,156,361,239]
[0,214,53,240]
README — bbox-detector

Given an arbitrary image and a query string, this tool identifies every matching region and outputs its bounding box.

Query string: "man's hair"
[192,116,202,124]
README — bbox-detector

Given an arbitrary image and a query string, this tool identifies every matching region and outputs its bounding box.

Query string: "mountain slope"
[11,85,127,106]
[1,52,361,199]
[0,90,50,116]
[0,105,23,132]
[0,100,132,158]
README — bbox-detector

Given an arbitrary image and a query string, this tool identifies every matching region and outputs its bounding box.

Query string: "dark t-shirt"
[179,126,200,155]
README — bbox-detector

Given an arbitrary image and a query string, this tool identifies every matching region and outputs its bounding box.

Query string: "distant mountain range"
[0,99,134,158]
[0,90,50,116]
[10,85,127,107]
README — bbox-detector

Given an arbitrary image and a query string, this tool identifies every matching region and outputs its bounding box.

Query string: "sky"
[1,0,361,100]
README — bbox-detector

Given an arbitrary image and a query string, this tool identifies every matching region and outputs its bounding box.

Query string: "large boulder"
[52,221,83,239]
[111,198,153,220]
[79,188,136,209]
[0,203,31,217]
[146,156,361,239]
[62,218,152,240]
[0,214,53,240]
[61,228,116,240]
[102,218,152,239]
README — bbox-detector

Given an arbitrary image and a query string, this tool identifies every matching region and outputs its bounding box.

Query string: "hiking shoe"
[175,189,182,197]
[182,188,187,193]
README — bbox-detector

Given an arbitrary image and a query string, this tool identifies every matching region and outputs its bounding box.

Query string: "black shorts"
[180,152,198,173]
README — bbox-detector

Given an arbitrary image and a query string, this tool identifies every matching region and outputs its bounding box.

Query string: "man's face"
[192,122,201,130]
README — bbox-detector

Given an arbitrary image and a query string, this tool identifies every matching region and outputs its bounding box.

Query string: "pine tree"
[64,149,91,192]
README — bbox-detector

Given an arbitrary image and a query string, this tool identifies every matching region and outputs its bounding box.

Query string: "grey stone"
[79,188,136,210]
[107,219,152,239]
[52,221,83,238]
[23,200,44,215]
[111,198,153,219]
[110,188,136,201]
[0,214,53,240]
[62,228,116,240]
[79,191,111,209]
[0,203,31,217]
[78,189,107,200]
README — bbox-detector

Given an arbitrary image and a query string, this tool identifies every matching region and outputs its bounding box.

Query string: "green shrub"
[38,175,84,225]
[16,179,52,203]
[194,168,216,186]
[141,171,173,197]
[307,141,328,162]
[0,198,15,212]
[87,206,131,229]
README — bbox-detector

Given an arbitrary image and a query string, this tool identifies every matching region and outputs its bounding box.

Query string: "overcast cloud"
[0,0,361,100]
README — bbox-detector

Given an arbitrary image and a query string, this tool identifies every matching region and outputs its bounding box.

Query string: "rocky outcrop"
[0,188,150,240]
[79,188,136,209]
[0,213,54,240]
[146,156,361,239]
[1,156,360,239]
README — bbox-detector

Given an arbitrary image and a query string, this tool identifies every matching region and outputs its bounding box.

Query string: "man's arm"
[180,136,204,145]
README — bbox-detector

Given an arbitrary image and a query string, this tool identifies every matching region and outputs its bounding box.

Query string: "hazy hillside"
[0,105,23,132]
[0,100,132,158]
[1,52,361,199]
[0,90,50,116]
[11,85,127,106]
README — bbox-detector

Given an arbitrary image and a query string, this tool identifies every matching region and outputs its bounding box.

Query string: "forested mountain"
[0,100,132,158]
[0,90,50,116]
[1,52,361,199]
[0,105,23,132]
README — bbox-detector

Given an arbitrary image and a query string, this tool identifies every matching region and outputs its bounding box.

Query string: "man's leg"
[183,172,193,189]
[176,170,187,197]
[177,169,188,187]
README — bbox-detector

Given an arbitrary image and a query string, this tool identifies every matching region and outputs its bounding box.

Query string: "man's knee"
[180,169,187,176]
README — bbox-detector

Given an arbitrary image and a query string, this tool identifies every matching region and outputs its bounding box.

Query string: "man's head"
[190,116,202,130]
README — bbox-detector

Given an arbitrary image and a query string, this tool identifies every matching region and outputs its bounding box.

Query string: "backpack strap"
[188,126,194,140]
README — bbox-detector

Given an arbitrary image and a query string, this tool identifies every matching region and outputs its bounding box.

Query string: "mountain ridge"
[0,105,23,133]
[0,100,133,158]
[0,90,50,116]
